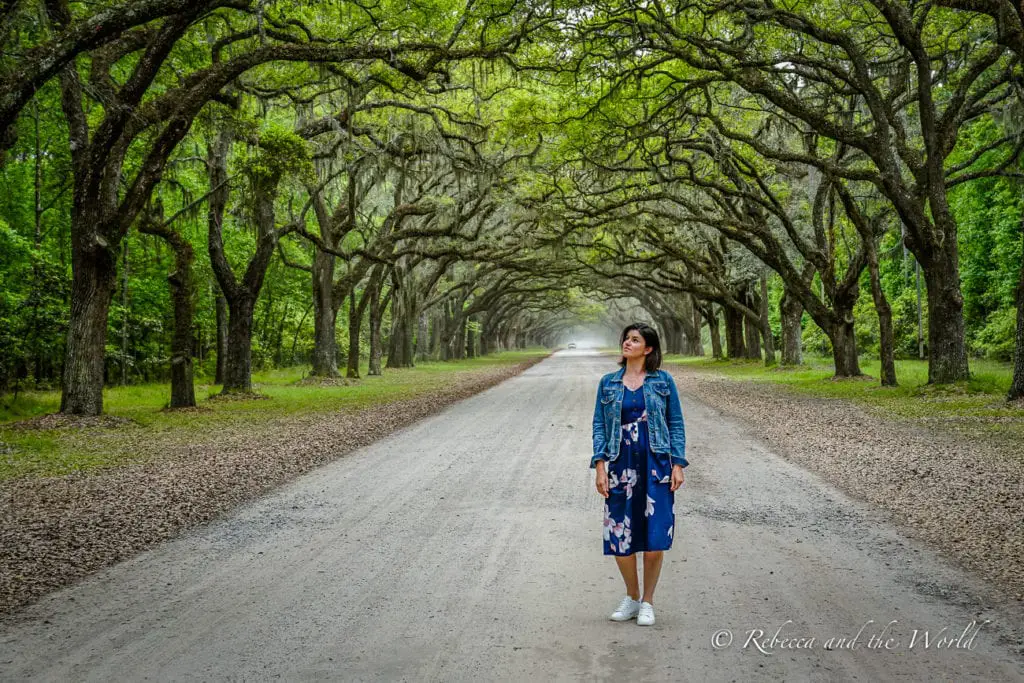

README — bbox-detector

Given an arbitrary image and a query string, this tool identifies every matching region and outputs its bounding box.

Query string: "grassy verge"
[664,353,1024,440]
[0,349,549,481]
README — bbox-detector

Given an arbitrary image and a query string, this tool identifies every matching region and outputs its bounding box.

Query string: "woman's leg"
[640,551,664,604]
[613,554,640,600]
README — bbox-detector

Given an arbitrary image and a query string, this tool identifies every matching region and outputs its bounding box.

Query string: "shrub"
[974,307,1016,361]
[801,316,832,356]
[889,288,928,359]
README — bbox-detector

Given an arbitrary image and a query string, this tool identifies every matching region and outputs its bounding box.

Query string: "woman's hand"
[670,464,685,492]
[595,463,610,498]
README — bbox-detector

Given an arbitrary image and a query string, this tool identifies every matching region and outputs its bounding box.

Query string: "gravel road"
[1,350,1023,681]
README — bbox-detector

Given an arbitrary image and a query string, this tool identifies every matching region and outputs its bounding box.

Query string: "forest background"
[0,0,1023,419]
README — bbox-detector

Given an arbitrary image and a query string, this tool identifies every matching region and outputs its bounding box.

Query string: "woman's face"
[621,329,652,362]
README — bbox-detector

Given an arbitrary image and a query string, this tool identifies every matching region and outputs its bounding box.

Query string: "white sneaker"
[609,596,641,621]
[637,601,655,626]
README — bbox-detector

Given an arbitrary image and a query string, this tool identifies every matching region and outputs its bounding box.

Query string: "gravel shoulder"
[666,363,1024,602]
[0,354,549,617]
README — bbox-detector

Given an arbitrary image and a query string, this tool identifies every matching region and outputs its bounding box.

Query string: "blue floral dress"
[603,385,675,555]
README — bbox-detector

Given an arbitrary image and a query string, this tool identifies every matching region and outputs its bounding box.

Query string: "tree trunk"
[672,315,687,355]
[705,304,723,359]
[723,305,746,359]
[368,277,387,376]
[346,286,361,379]
[139,202,196,408]
[347,266,381,379]
[659,317,676,354]
[209,133,231,388]
[215,293,227,385]
[417,309,430,361]
[1009,215,1024,401]
[310,248,339,377]
[208,137,280,395]
[674,296,699,355]
[387,318,410,367]
[465,316,476,359]
[743,301,761,360]
[480,323,493,356]
[779,290,803,366]
[456,315,468,360]
[866,239,897,386]
[759,273,776,365]
[59,237,118,415]
[222,296,255,392]
[830,316,862,377]
[430,310,442,359]
[440,300,455,361]
[921,247,971,383]
[691,296,704,356]
[404,307,417,365]
[167,269,196,407]
[120,240,129,386]
[386,279,415,369]
[31,100,43,387]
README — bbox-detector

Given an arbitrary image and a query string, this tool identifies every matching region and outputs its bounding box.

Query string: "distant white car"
[567,342,577,349]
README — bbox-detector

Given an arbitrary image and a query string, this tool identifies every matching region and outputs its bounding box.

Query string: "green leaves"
[242,125,314,184]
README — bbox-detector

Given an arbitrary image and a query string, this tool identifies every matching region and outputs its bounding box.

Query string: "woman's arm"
[663,373,688,468]
[591,380,608,469]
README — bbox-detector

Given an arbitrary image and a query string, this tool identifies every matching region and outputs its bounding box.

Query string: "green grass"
[663,353,1023,439]
[0,348,550,480]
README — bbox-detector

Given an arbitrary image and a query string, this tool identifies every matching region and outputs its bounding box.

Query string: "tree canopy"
[1,0,1022,413]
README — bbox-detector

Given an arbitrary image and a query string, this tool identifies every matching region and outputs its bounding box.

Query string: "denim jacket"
[591,367,688,470]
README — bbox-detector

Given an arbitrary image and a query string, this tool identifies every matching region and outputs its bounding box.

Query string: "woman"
[591,322,687,626]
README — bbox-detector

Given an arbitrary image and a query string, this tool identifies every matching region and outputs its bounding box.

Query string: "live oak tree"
[45,0,546,414]
[643,0,1017,383]
[932,0,1024,400]
[4,0,1024,407]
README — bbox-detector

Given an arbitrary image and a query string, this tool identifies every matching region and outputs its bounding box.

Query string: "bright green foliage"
[975,308,1018,361]
[0,0,1021,405]
[242,125,314,185]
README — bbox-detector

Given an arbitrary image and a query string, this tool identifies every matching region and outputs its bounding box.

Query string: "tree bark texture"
[310,247,339,377]
[59,236,118,414]
[215,293,227,385]
[742,288,762,361]
[921,247,970,384]
[346,266,381,379]
[691,295,704,356]
[139,202,196,407]
[866,238,898,386]
[430,310,442,359]
[779,290,803,366]
[465,315,477,358]
[1008,214,1024,401]
[368,276,388,376]
[417,310,430,361]
[759,274,775,365]
[386,272,415,368]
[704,304,723,360]
[830,318,861,377]
[346,286,361,379]
[222,295,256,392]
[723,305,746,359]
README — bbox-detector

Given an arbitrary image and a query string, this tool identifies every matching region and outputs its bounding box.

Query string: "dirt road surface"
[2,351,1023,681]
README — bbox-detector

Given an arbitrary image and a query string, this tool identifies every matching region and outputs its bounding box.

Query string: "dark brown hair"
[617,322,662,372]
